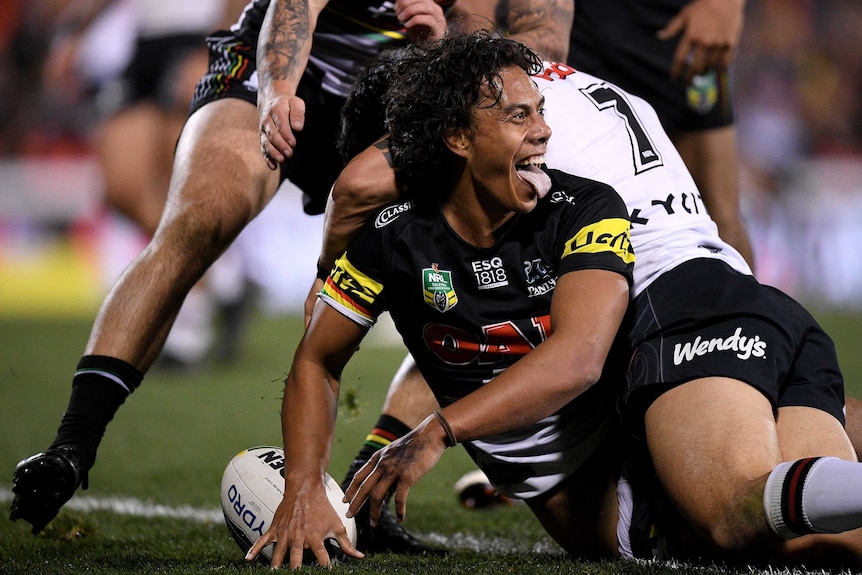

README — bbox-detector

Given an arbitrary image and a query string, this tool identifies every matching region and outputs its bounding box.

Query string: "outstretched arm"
[246,303,368,569]
[258,0,328,169]
[345,268,630,525]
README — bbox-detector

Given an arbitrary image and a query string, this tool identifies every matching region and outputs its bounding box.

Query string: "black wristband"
[434,410,458,448]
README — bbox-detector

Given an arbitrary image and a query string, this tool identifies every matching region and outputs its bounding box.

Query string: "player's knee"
[697,504,766,558]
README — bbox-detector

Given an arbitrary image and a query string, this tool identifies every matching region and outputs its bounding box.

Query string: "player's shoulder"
[368,199,424,235]
[544,167,624,208]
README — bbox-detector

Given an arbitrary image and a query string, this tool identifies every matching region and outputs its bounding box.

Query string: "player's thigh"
[844,396,862,461]
[97,104,164,194]
[644,377,781,523]
[777,405,856,461]
[166,98,281,227]
[671,126,739,217]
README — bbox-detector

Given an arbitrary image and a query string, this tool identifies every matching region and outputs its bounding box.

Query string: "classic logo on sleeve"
[321,255,383,323]
[423,264,458,312]
[562,218,635,264]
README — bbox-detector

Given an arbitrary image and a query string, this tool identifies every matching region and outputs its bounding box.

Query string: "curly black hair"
[337,48,406,164]
[385,31,543,199]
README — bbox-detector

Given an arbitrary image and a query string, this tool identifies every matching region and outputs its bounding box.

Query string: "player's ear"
[445,128,471,158]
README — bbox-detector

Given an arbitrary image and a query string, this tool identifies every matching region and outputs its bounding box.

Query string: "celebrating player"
[319,32,862,568]
[248,33,635,569]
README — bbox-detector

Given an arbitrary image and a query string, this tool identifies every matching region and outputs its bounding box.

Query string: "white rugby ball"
[220,446,357,563]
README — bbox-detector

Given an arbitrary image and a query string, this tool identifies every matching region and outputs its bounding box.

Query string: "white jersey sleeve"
[534,62,751,295]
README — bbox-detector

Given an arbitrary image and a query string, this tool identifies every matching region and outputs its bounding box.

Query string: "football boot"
[10,445,90,534]
[341,466,450,556]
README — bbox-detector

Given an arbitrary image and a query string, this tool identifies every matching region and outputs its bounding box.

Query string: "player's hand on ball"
[247,477,363,569]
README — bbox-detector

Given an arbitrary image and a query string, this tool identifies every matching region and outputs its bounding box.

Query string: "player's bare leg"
[646,377,862,568]
[673,126,755,270]
[10,99,281,533]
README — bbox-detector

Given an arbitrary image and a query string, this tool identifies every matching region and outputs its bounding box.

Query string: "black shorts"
[189,31,345,215]
[100,33,207,115]
[568,0,733,133]
[623,258,845,427]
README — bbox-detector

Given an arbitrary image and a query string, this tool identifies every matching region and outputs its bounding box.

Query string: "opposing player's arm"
[449,0,572,62]
[258,0,329,168]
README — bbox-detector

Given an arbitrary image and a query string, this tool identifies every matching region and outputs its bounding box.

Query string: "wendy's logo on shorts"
[673,327,767,366]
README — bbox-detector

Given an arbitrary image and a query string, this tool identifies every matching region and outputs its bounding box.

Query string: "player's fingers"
[259,133,280,171]
[345,473,375,518]
[245,530,274,562]
[288,542,306,571]
[656,11,685,41]
[336,532,365,560]
[269,536,290,569]
[343,453,377,502]
[669,37,694,82]
[367,479,396,526]
[393,483,412,522]
[287,96,306,133]
[309,542,332,568]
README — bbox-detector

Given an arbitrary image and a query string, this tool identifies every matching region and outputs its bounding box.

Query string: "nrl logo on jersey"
[423,264,458,312]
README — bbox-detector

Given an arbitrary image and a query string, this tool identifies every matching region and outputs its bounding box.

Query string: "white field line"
[0,486,223,523]
[0,487,847,574]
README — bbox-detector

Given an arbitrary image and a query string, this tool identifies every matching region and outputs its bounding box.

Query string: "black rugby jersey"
[321,168,634,406]
[230,0,455,97]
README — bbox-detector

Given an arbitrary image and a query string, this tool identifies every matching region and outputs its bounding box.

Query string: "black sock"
[49,355,143,469]
[341,414,411,488]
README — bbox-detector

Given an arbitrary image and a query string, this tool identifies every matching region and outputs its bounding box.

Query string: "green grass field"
[1,310,861,575]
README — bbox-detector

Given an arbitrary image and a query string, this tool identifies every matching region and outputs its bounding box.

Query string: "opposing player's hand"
[658,0,745,83]
[245,474,363,570]
[344,413,447,525]
[259,93,307,170]
[395,0,448,43]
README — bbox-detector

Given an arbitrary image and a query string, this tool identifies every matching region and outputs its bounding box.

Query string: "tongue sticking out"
[516,164,552,199]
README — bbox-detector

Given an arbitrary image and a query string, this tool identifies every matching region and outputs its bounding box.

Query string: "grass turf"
[1,310,861,574]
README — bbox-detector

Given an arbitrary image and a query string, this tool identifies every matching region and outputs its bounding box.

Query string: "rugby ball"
[220,446,357,563]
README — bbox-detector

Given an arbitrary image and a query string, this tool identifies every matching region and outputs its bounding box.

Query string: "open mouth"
[515,156,551,199]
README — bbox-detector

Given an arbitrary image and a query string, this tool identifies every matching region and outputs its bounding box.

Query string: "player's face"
[466,67,551,214]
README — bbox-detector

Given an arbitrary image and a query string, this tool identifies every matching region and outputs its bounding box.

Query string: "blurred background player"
[39,0,251,368]
[10,0,452,556]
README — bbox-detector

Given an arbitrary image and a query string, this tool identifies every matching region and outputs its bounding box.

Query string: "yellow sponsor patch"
[562,218,635,264]
[328,255,383,307]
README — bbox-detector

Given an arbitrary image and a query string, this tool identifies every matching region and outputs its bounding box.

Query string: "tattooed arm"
[448,0,572,62]
[258,0,329,169]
